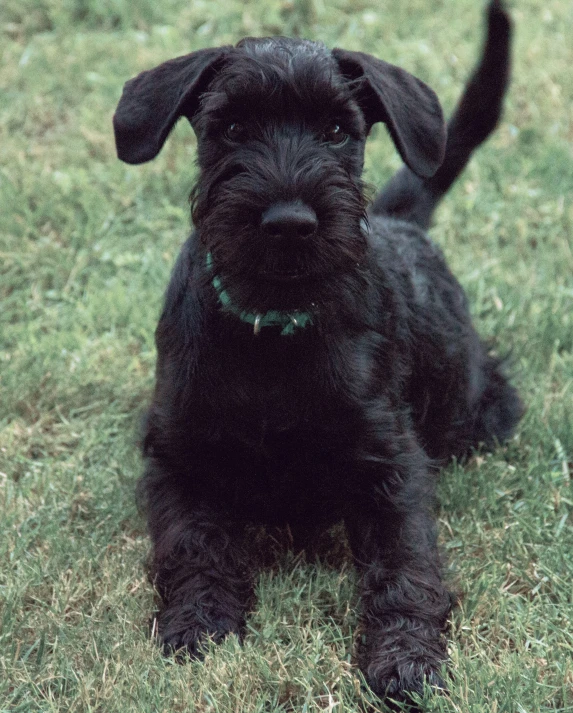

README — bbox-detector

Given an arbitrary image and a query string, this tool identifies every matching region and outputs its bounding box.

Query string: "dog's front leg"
[143,468,253,656]
[345,441,451,703]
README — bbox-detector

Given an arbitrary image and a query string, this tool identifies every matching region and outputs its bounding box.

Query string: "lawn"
[1,0,572,710]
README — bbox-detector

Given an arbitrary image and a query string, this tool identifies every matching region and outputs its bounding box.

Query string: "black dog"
[113,0,522,703]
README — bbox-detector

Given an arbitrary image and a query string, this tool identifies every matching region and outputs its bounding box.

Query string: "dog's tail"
[370,0,512,230]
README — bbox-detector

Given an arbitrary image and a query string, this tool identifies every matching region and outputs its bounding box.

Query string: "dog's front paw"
[156,606,243,658]
[364,658,445,710]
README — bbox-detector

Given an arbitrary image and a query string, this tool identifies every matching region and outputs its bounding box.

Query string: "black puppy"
[114,0,522,703]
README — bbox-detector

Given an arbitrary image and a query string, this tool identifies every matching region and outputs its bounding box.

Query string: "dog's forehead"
[204,37,350,114]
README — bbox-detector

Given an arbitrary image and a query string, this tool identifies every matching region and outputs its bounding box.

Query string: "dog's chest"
[199,329,381,441]
[180,324,400,521]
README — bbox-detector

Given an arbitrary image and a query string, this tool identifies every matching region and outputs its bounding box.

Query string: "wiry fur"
[113,1,522,705]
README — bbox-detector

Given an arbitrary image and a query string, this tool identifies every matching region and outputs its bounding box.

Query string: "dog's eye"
[321,124,349,146]
[225,122,246,141]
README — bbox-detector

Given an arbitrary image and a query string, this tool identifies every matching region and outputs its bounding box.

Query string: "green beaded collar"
[207,253,313,336]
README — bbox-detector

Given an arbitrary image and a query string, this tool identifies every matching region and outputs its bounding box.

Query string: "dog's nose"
[261,201,318,240]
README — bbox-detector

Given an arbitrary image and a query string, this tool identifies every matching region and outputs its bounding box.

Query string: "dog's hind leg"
[465,351,524,453]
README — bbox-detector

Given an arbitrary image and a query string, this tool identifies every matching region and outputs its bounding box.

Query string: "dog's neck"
[207,253,314,336]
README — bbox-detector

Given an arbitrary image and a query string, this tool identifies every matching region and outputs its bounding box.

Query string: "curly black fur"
[114,1,522,705]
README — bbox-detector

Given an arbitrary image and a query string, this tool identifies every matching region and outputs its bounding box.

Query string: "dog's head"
[114,38,445,315]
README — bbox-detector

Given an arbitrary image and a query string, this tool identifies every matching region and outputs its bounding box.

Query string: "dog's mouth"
[256,253,319,283]
[257,267,314,283]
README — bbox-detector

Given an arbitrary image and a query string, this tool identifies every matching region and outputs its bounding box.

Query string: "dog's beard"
[193,172,369,314]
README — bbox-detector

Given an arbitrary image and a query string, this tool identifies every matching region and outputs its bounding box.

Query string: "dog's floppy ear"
[332,49,446,178]
[113,47,230,165]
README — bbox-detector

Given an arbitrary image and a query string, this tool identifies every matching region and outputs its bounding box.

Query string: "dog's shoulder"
[155,231,207,346]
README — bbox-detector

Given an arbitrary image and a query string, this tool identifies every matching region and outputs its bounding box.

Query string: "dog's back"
[364,0,519,459]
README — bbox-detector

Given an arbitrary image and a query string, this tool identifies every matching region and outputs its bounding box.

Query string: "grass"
[1,0,572,710]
